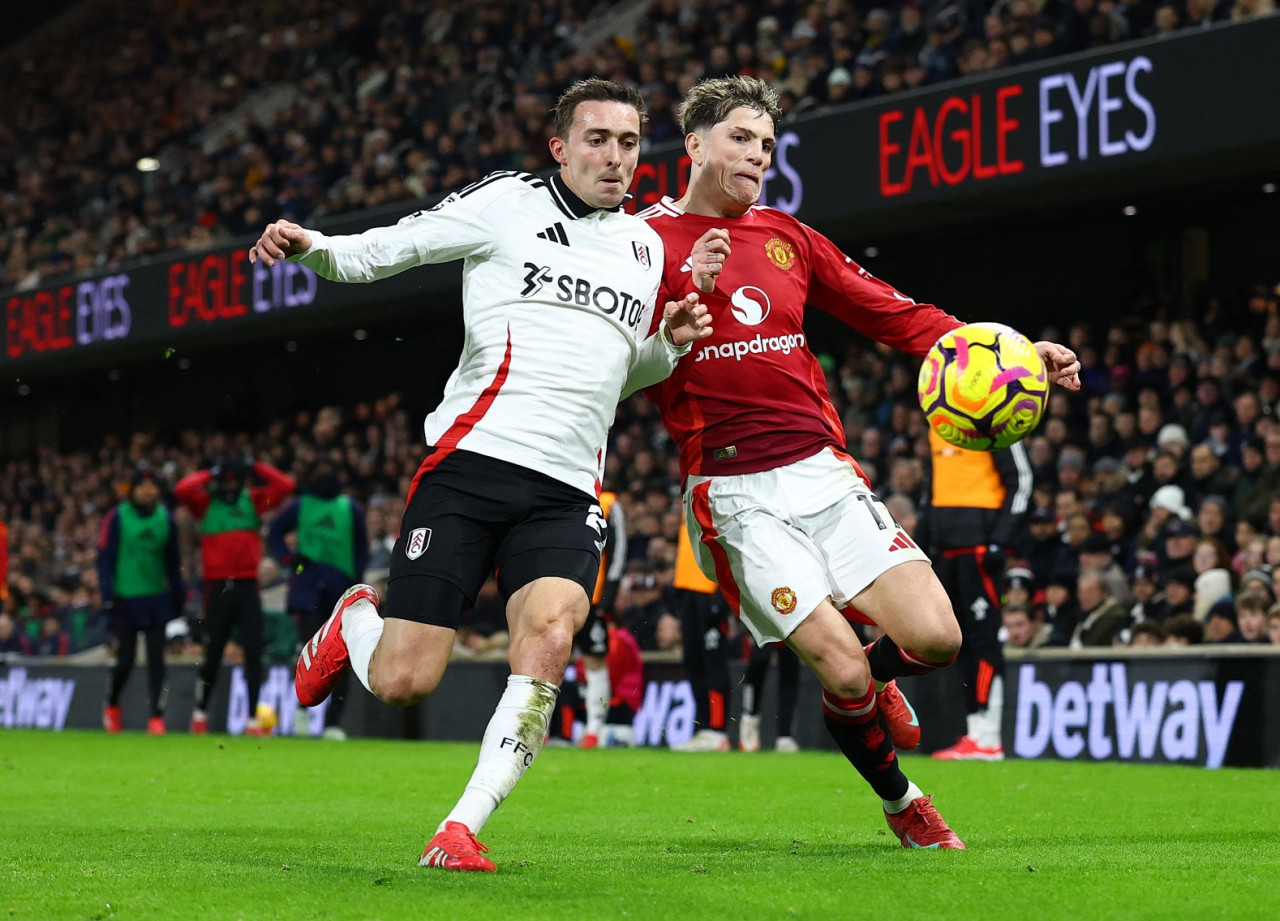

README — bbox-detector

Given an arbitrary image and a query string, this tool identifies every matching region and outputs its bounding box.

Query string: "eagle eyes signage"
[877,54,1159,198]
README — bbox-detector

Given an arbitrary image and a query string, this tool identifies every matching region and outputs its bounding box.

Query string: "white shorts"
[683,447,930,645]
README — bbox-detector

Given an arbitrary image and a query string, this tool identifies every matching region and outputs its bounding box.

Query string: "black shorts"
[385,448,603,629]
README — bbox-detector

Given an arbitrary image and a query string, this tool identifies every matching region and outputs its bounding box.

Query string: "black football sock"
[864,635,956,684]
[822,688,909,802]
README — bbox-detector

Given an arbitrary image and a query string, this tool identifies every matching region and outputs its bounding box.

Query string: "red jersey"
[606,626,645,713]
[639,200,962,479]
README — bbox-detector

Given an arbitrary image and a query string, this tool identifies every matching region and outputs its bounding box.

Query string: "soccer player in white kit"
[640,76,1081,849]
[249,79,712,871]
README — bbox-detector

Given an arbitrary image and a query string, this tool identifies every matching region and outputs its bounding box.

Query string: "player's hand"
[248,220,312,266]
[690,228,731,294]
[1035,340,1081,391]
[663,292,713,347]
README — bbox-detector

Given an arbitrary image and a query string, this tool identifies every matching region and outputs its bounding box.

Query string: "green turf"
[2,731,1275,921]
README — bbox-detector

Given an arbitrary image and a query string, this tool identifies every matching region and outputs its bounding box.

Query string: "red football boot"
[931,735,1005,761]
[876,680,921,750]
[103,705,123,734]
[296,584,378,707]
[419,822,497,872]
[884,794,966,850]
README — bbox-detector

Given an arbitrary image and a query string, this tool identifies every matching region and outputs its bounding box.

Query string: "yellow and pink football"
[918,322,1048,451]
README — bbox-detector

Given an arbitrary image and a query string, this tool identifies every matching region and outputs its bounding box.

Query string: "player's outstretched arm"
[663,292,713,347]
[248,220,313,266]
[1035,340,1081,391]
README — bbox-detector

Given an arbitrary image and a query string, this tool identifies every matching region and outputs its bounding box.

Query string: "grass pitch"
[2,731,1275,921]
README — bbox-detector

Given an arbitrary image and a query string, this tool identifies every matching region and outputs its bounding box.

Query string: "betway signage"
[1006,656,1277,769]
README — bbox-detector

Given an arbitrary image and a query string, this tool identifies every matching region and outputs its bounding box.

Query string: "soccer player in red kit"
[640,76,1081,849]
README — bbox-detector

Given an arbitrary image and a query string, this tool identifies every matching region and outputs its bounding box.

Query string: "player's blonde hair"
[677,76,782,137]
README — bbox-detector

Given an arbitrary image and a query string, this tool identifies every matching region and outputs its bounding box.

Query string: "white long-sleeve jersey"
[292,171,681,497]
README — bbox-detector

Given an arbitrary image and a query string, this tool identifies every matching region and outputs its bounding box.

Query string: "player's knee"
[918,610,963,664]
[370,661,439,707]
[824,653,873,699]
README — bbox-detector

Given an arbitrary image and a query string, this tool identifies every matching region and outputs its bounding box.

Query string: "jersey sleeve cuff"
[660,320,693,356]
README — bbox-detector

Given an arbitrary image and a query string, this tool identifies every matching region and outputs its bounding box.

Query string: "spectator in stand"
[1164,612,1204,644]
[1230,434,1266,519]
[31,613,70,657]
[1002,602,1051,649]
[1192,535,1235,603]
[97,467,185,736]
[175,453,295,735]
[1023,507,1073,586]
[1003,564,1037,612]
[1235,589,1272,642]
[1098,504,1139,571]
[1186,444,1237,510]
[1162,566,1198,620]
[1237,431,1280,525]
[1204,599,1245,643]
[1266,603,1280,644]
[1196,494,1234,553]
[1129,565,1169,623]
[1130,620,1166,646]
[1238,567,1275,601]
[1043,567,1082,646]
[0,611,31,657]
[1158,516,1200,578]
[1070,569,1131,647]
[1078,533,1132,605]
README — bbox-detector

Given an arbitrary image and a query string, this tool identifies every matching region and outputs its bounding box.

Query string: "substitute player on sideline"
[639,76,1081,849]
[249,79,711,872]
[921,431,1033,761]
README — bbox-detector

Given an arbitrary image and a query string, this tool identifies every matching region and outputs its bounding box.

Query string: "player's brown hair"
[677,75,782,136]
[551,78,646,139]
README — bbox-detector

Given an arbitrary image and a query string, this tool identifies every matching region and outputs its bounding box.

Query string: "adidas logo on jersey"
[536,223,570,246]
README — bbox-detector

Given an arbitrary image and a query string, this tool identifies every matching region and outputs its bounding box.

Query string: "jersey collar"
[548,173,627,219]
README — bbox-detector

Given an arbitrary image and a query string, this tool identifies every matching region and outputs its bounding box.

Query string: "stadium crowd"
[2,0,1275,291]
[6,299,1280,661]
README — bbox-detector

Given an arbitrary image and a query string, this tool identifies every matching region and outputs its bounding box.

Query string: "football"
[255,702,279,732]
[918,322,1048,450]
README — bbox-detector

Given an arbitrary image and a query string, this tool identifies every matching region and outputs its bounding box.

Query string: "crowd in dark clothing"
[3,0,1274,290]
[7,285,1280,658]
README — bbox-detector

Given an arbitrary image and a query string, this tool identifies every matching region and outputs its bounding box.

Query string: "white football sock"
[978,675,1004,748]
[442,675,559,835]
[965,710,982,741]
[883,780,925,814]
[583,664,610,738]
[341,597,383,693]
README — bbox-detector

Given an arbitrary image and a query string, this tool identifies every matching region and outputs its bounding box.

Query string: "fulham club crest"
[405,527,432,560]
[632,241,651,268]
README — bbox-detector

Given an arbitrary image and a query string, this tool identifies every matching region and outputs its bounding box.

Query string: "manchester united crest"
[771,586,797,615]
[765,237,796,271]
